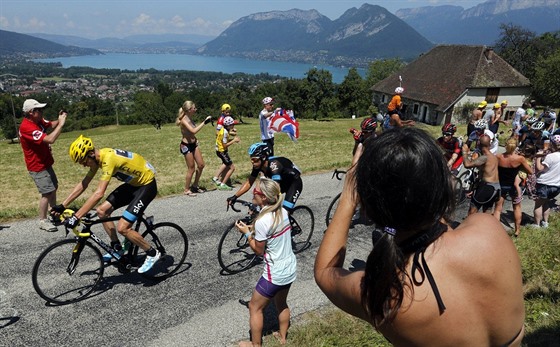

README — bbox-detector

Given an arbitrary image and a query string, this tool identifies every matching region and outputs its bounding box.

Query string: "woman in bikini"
[315,127,525,346]
[493,137,533,237]
[176,100,211,196]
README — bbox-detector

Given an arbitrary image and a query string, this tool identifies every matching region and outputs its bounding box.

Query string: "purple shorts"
[255,276,292,299]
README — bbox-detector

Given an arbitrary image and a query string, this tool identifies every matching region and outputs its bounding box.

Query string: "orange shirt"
[387,95,402,112]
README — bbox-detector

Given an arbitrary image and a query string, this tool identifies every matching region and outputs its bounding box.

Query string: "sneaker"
[39,219,58,232]
[102,250,124,262]
[528,224,541,228]
[217,183,233,191]
[138,250,161,273]
[541,221,549,228]
[212,177,220,186]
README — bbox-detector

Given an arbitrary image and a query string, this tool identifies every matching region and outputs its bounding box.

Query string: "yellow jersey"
[87,148,155,186]
[215,127,231,153]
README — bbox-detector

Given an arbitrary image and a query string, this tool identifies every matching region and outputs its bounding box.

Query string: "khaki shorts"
[29,167,58,195]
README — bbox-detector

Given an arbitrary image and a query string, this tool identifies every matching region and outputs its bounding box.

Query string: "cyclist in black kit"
[227,142,302,212]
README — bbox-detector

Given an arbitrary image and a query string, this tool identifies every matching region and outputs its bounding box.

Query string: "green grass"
[0,119,365,221]
[1,118,437,221]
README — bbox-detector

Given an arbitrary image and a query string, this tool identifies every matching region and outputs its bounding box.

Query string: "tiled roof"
[372,45,531,111]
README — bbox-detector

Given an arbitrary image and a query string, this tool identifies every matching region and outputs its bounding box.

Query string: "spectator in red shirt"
[19,99,67,232]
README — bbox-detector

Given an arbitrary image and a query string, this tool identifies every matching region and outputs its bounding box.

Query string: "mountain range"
[197,4,433,64]
[1,0,558,65]
[396,0,560,45]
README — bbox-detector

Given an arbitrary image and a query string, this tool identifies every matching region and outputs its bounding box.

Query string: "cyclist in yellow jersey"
[51,135,161,273]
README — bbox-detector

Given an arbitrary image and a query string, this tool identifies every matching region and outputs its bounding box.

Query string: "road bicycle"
[453,167,477,205]
[32,209,188,305]
[217,199,314,274]
[325,169,346,226]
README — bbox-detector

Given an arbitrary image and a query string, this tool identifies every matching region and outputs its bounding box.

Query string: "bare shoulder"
[449,214,518,268]
[453,213,508,244]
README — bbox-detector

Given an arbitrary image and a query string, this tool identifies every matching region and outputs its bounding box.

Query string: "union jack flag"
[269,109,299,142]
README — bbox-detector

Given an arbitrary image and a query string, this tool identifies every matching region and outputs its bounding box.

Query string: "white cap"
[23,99,47,113]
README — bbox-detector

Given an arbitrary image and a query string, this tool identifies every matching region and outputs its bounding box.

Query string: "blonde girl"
[235,177,296,347]
[176,100,211,196]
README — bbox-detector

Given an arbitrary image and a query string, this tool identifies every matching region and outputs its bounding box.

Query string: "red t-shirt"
[19,117,54,172]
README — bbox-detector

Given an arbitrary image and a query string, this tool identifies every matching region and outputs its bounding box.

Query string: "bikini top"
[390,222,448,314]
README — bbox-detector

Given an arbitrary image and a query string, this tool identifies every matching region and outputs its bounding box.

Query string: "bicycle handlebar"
[227,199,257,213]
[331,169,347,181]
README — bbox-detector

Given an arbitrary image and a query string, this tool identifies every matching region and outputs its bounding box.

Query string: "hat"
[501,100,508,105]
[262,97,274,105]
[478,101,487,108]
[23,99,47,113]
[493,103,501,109]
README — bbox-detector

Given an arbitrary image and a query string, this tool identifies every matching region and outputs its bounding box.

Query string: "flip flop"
[184,191,197,196]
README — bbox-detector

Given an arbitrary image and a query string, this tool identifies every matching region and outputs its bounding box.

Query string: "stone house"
[371,45,531,125]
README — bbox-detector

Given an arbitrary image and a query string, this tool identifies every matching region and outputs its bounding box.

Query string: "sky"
[0,0,487,39]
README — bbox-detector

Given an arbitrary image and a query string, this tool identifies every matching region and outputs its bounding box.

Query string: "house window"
[381,94,388,103]
[485,88,500,103]
[413,103,419,115]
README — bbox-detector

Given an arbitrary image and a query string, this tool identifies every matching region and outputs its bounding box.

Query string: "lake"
[34,53,364,84]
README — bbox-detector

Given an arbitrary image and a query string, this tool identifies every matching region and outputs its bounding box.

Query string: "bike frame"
[63,211,151,263]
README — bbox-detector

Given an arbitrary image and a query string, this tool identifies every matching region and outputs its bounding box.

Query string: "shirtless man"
[462,134,500,215]
[467,101,487,136]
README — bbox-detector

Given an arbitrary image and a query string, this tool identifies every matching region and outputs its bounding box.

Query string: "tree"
[338,68,369,118]
[531,50,560,107]
[155,82,173,103]
[494,24,537,79]
[365,58,405,88]
[132,91,170,128]
[0,95,18,141]
[300,68,338,119]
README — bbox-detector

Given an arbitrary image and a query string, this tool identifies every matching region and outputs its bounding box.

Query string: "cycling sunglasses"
[253,187,266,198]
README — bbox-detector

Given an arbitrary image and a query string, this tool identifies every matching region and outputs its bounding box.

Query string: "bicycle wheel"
[455,170,472,205]
[32,238,104,305]
[135,222,188,280]
[291,205,314,254]
[325,193,341,227]
[218,222,257,274]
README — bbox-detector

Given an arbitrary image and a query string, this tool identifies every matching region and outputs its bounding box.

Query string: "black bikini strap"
[411,248,446,314]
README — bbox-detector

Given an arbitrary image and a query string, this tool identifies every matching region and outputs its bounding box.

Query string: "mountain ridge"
[198,4,433,66]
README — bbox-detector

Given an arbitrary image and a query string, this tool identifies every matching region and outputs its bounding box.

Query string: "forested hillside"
[0,29,101,58]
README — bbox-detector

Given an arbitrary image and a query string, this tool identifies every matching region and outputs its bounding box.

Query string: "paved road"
[0,171,531,346]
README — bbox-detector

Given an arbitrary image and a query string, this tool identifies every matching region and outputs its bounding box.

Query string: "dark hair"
[356,127,455,327]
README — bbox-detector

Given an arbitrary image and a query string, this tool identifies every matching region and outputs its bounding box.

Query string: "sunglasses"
[443,132,453,136]
[253,187,266,198]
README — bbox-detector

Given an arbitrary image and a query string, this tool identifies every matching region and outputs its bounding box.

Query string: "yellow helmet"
[69,135,94,163]
[221,103,231,112]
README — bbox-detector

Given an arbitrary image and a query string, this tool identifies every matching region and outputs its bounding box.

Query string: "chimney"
[484,47,494,62]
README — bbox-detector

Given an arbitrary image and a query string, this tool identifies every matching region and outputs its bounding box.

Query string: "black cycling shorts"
[282,176,303,212]
[106,179,158,223]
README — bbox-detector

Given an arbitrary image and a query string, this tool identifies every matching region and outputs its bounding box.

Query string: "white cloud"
[0,16,9,29]
[170,15,186,28]
[133,13,154,26]
[27,17,47,30]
